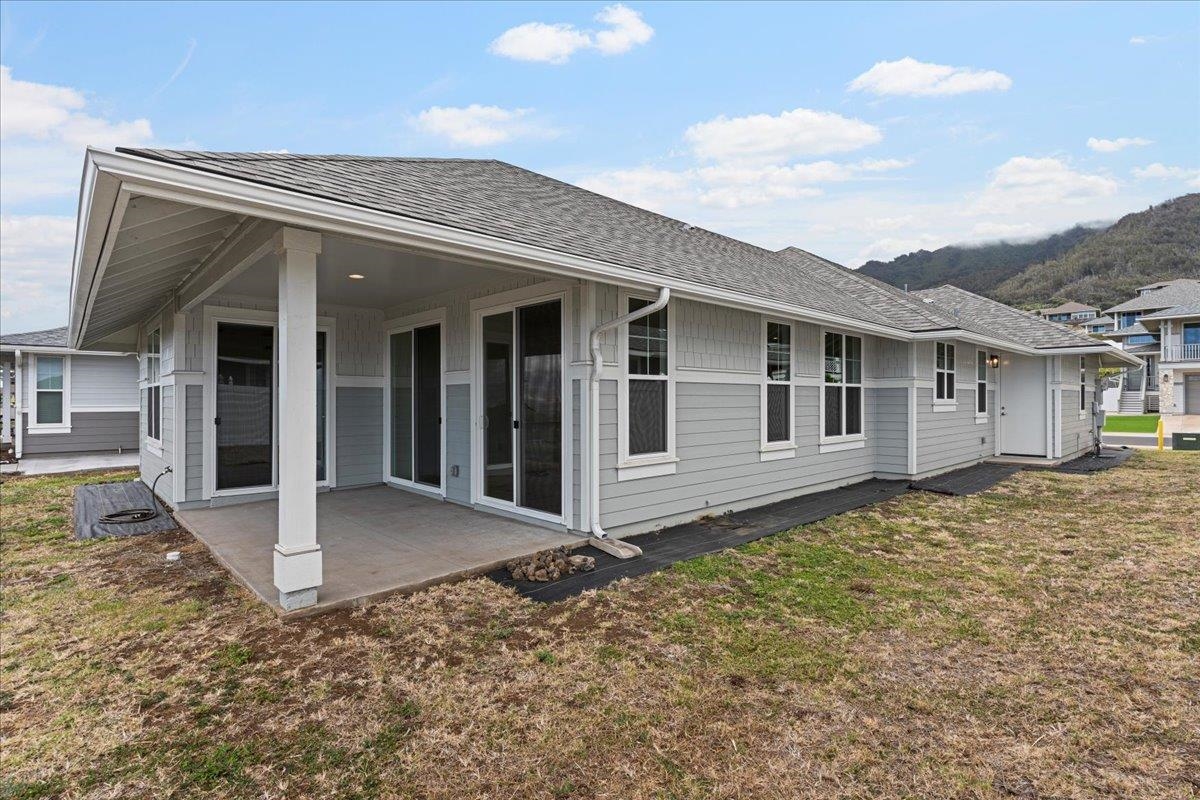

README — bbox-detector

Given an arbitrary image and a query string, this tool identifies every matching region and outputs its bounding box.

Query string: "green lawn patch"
[1103,414,1160,433]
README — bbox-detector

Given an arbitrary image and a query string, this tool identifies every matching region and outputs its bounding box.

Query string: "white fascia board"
[81,149,917,343]
[0,346,133,357]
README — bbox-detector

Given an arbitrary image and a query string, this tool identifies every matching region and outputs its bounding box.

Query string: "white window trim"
[975,349,990,423]
[934,341,957,409]
[760,317,796,459]
[617,288,677,479]
[144,324,164,451]
[819,329,866,447]
[28,353,71,433]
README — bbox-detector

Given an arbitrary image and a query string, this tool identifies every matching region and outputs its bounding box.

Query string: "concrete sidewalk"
[1,452,139,476]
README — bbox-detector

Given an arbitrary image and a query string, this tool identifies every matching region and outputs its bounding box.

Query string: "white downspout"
[587,286,669,549]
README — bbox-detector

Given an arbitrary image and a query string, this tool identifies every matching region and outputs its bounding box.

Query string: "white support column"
[272,227,323,611]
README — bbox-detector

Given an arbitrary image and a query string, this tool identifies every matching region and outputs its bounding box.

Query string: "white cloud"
[1129,34,1165,46]
[0,65,153,204]
[974,156,1118,214]
[1087,136,1153,153]
[848,57,1012,97]
[0,215,76,329]
[592,3,654,55]
[489,4,653,64]
[1133,162,1200,187]
[413,104,557,147]
[488,22,593,65]
[684,108,882,165]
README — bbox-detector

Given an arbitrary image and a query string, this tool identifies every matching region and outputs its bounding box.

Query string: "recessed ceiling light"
[348,273,365,280]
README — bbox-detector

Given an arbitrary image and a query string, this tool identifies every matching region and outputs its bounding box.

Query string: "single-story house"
[64,148,1141,610]
[1,326,138,461]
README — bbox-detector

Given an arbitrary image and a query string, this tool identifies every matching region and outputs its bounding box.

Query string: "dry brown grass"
[2,453,1198,799]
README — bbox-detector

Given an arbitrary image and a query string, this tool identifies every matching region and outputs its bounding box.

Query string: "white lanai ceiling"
[84,195,243,343]
[221,235,522,309]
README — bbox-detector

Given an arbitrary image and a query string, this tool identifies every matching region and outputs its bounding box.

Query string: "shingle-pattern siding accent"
[335,386,384,487]
[444,384,471,503]
[20,412,137,455]
[597,382,878,533]
[185,385,203,501]
[676,300,759,372]
[70,355,139,407]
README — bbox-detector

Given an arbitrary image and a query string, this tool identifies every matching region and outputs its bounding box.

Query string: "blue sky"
[2,1,1198,332]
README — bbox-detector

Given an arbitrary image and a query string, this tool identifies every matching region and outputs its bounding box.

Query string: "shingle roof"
[1039,301,1097,315]
[1104,322,1151,338]
[1137,277,1198,292]
[913,286,1104,349]
[1139,303,1200,321]
[0,326,68,347]
[117,149,957,333]
[1084,315,1115,326]
[1105,279,1200,314]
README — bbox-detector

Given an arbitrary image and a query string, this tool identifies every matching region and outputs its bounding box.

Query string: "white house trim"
[27,353,71,433]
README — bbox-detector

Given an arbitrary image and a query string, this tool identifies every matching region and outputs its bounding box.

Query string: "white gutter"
[586,286,669,550]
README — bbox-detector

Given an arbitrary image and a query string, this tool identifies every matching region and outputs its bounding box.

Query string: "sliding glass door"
[480,299,562,517]
[390,323,442,489]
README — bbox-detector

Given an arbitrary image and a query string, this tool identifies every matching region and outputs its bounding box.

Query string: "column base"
[279,587,318,611]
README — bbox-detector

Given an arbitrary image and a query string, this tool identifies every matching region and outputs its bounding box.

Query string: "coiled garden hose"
[99,466,172,525]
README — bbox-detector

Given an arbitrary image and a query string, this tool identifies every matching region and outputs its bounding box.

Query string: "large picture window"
[976,350,988,415]
[935,342,956,401]
[764,320,792,445]
[626,297,669,456]
[823,332,862,439]
[34,356,65,426]
[145,328,162,443]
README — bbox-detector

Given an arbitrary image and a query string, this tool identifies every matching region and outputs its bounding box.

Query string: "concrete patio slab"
[175,485,584,616]
[1,452,139,476]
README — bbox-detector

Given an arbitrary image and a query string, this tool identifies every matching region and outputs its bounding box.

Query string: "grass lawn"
[1104,414,1161,433]
[2,453,1198,799]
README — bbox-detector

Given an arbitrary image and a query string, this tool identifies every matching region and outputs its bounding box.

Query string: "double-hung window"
[625,297,670,458]
[823,332,862,440]
[145,328,162,444]
[976,350,989,415]
[763,320,792,449]
[1079,356,1087,413]
[935,342,956,402]
[33,356,66,426]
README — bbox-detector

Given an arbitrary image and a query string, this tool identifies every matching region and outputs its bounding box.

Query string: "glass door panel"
[390,331,413,481]
[482,311,514,502]
[414,325,441,486]
[216,322,274,491]
[517,300,562,515]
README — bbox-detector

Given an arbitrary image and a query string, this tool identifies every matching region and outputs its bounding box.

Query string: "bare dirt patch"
[2,454,1198,799]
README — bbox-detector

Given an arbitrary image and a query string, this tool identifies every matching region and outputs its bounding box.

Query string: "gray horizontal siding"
[445,384,470,503]
[915,387,994,474]
[21,411,138,455]
[871,387,909,475]
[70,355,139,408]
[335,386,384,487]
[598,381,877,532]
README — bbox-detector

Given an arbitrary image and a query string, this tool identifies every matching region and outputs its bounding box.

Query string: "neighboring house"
[1036,301,1099,325]
[64,148,1140,610]
[1103,278,1200,414]
[1082,315,1115,335]
[0,326,138,461]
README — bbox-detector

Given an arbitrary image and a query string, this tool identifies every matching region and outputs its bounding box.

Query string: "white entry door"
[999,353,1047,456]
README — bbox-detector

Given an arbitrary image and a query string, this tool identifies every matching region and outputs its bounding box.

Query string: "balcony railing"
[1165,343,1200,361]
